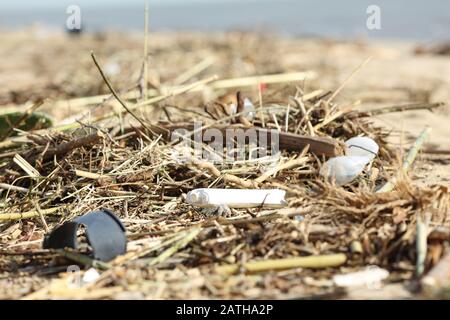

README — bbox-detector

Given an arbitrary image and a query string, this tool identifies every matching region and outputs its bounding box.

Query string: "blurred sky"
[0,0,228,9]
[0,0,448,41]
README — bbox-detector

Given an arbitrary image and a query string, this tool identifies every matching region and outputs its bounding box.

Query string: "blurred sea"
[0,0,449,41]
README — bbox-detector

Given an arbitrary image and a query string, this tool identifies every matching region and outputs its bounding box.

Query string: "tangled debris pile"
[0,31,449,300]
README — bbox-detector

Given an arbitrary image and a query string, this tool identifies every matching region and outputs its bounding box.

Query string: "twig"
[377,127,431,193]
[215,254,347,275]
[292,96,314,136]
[314,100,361,130]
[0,206,64,221]
[45,71,314,112]
[91,51,151,132]
[28,131,104,164]
[33,200,50,233]
[326,56,372,104]
[55,249,110,270]
[150,227,202,266]
[142,2,149,99]
[0,183,33,194]
[210,71,316,90]
[357,102,445,117]
[132,207,312,238]
[258,83,265,127]
[13,154,41,178]
[0,99,45,141]
[189,157,258,188]
[416,214,427,277]
[174,56,216,85]
[255,148,309,183]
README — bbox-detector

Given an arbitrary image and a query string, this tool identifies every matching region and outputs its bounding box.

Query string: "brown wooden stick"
[160,123,344,157]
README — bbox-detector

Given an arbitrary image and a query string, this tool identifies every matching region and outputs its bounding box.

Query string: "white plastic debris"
[320,136,379,186]
[186,188,287,208]
[82,268,100,284]
[333,266,389,288]
[243,98,256,121]
[228,98,256,121]
[345,136,379,160]
[320,156,371,186]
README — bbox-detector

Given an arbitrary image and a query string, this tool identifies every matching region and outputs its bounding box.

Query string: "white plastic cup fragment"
[345,136,379,160]
[321,136,380,186]
[186,188,287,208]
[320,156,371,186]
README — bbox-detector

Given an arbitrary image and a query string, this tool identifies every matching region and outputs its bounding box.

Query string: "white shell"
[186,188,287,208]
[345,136,379,160]
[320,156,370,186]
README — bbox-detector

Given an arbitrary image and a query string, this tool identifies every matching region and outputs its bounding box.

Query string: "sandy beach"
[0,27,449,299]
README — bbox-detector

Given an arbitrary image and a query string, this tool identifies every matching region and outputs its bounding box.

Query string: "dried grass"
[0,30,448,300]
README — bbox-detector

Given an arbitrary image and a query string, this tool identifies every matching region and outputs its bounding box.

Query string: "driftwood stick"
[160,123,343,157]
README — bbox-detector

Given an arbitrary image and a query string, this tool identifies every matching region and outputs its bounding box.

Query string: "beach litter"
[333,266,389,288]
[0,30,448,299]
[43,209,127,262]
